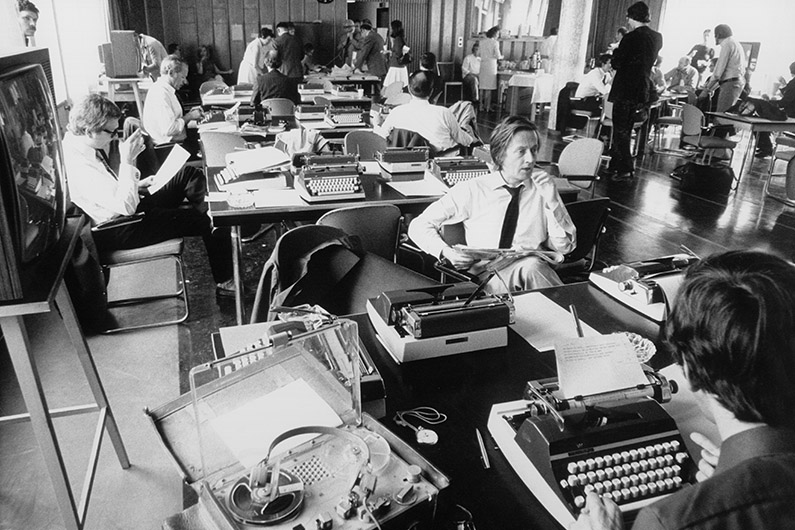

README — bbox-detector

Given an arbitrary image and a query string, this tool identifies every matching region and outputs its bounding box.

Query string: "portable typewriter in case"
[298,83,325,96]
[375,147,429,181]
[488,368,696,527]
[430,157,490,188]
[148,320,449,530]
[324,106,368,128]
[296,154,365,203]
[329,83,360,97]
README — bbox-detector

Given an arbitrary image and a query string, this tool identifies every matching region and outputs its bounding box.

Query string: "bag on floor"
[672,162,734,196]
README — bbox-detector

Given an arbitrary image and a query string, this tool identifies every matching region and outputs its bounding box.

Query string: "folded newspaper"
[453,245,564,272]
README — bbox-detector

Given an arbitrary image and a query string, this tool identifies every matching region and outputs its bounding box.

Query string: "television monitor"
[99,30,140,78]
[0,48,68,301]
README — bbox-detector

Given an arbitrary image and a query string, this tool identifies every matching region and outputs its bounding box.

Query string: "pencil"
[476,428,491,469]
[569,304,584,338]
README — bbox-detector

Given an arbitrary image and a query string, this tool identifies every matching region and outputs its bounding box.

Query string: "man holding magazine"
[408,116,576,293]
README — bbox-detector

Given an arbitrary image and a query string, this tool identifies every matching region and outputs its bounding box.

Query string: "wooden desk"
[707,112,795,176]
[99,77,152,117]
[208,172,439,324]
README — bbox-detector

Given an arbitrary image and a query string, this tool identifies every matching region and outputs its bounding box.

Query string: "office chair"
[763,133,795,206]
[764,156,795,207]
[381,81,405,101]
[555,197,611,283]
[387,128,459,158]
[343,130,388,161]
[198,130,247,169]
[314,95,333,106]
[317,204,404,262]
[543,138,605,198]
[680,104,737,166]
[437,61,463,106]
[199,79,228,95]
[260,97,295,117]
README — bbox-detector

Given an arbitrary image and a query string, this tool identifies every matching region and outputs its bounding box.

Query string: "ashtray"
[617,331,656,363]
[226,191,255,209]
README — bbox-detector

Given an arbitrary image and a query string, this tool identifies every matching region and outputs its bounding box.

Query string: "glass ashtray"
[618,331,656,363]
[226,191,255,209]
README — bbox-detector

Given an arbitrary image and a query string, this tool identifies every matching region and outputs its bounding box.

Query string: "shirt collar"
[156,76,176,93]
[484,170,527,192]
[717,425,795,474]
[63,131,99,159]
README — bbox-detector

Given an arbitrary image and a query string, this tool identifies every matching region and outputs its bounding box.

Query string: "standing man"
[354,22,387,91]
[687,29,715,87]
[137,32,168,80]
[16,0,39,47]
[604,1,662,182]
[275,22,304,82]
[701,24,746,114]
[336,19,361,67]
[142,55,203,156]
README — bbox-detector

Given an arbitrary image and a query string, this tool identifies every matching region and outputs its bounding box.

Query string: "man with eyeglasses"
[63,93,235,298]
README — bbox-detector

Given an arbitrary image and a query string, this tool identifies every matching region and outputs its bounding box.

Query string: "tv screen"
[0,59,67,300]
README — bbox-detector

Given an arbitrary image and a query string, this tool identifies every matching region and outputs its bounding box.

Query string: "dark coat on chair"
[275,32,304,80]
[252,69,300,107]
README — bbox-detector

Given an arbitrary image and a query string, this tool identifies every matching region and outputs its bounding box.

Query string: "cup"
[357,88,364,98]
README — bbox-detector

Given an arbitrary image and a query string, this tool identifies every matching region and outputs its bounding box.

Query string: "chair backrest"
[314,95,333,106]
[199,130,247,168]
[557,138,604,179]
[199,79,227,95]
[317,204,403,261]
[437,62,458,82]
[385,92,411,106]
[562,197,611,268]
[681,104,705,137]
[343,130,388,160]
[787,157,795,200]
[261,97,295,116]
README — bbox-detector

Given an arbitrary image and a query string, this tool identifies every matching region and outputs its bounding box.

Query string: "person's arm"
[462,55,473,77]
[443,109,475,147]
[354,36,372,70]
[407,191,475,268]
[685,67,698,89]
[530,171,576,254]
[706,45,728,92]
[664,68,676,85]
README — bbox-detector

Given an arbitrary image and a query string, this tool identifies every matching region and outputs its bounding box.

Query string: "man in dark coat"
[252,50,300,107]
[354,22,387,92]
[605,1,662,182]
[275,21,304,81]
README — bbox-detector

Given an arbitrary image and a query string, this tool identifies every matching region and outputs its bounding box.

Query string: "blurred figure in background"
[462,42,481,106]
[238,27,275,86]
[479,26,503,112]
[384,19,410,90]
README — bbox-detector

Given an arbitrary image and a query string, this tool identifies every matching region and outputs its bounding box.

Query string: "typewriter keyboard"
[440,170,488,187]
[553,436,694,513]
[304,176,363,199]
[199,110,227,125]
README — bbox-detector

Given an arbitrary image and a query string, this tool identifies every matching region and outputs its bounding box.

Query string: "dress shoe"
[754,149,773,159]
[216,278,239,298]
[610,171,634,182]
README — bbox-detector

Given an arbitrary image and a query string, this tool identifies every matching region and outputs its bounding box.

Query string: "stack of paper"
[225,146,290,176]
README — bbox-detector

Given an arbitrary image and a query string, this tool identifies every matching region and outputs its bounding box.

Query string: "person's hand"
[690,432,720,482]
[440,246,476,270]
[138,175,156,190]
[186,107,204,121]
[530,169,560,203]
[569,492,623,530]
[119,128,145,166]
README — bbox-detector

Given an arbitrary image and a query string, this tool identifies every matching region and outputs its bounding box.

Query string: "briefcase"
[672,161,734,197]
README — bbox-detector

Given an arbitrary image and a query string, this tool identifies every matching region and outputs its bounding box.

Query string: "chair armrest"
[433,259,479,283]
[91,213,145,232]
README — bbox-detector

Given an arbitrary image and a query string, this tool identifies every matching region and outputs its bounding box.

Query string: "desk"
[346,281,681,529]
[707,112,795,176]
[305,73,382,97]
[201,90,372,108]
[99,77,152,117]
[208,172,439,324]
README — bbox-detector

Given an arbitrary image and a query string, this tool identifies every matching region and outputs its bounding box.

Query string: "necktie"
[498,185,522,249]
[95,149,117,180]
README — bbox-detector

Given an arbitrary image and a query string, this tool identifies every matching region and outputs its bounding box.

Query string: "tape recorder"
[148,321,448,530]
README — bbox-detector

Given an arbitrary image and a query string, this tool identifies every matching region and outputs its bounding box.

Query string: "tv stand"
[0,215,130,530]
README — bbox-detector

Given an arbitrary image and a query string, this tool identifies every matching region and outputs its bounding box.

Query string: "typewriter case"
[147,320,448,530]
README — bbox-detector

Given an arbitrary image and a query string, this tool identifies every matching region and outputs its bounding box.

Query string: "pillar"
[548,0,593,130]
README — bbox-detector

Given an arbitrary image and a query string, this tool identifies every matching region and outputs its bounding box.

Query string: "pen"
[476,428,491,469]
[569,304,584,338]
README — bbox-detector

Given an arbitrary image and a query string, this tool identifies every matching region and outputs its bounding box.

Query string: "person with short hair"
[462,42,482,105]
[571,249,795,530]
[574,54,613,113]
[16,0,39,47]
[687,29,716,86]
[408,115,575,293]
[63,94,234,296]
[301,43,321,75]
[336,19,361,68]
[252,49,300,107]
[665,56,698,92]
[606,27,627,53]
[142,55,203,154]
[275,21,304,81]
[701,24,746,114]
[376,70,475,153]
[354,22,388,89]
[419,51,444,105]
[237,27,275,86]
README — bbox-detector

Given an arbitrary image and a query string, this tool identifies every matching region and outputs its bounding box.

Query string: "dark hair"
[486,26,500,39]
[360,23,373,31]
[408,71,433,99]
[304,43,314,53]
[17,0,38,14]
[264,49,281,70]
[471,42,480,53]
[167,43,181,55]
[714,24,733,40]
[550,27,558,36]
[489,116,541,171]
[420,52,437,72]
[617,27,628,37]
[665,250,795,428]
[390,20,405,39]
[626,1,651,23]
[259,27,273,39]
[68,94,122,136]
[596,53,612,67]
[276,21,290,30]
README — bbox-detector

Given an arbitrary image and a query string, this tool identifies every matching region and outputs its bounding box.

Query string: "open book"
[453,244,564,272]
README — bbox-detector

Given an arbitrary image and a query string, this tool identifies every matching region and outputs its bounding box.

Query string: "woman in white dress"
[479,26,502,112]
[237,27,275,86]
[383,19,410,90]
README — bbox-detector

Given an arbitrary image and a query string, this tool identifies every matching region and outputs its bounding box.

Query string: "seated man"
[408,116,575,293]
[756,61,795,157]
[572,249,795,530]
[64,94,235,297]
[376,70,476,154]
[664,56,698,92]
[573,54,613,114]
[142,55,203,156]
[252,49,300,107]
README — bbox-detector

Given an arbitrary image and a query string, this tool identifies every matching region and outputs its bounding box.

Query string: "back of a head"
[626,1,651,23]
[408,71,433,99]
[420,52,437,72]
[264,49,281,70]
[260,27,273,40]
[276,21,290,32]
[665,250,795,429]
[714,24,732,40]
[485,26,500,39]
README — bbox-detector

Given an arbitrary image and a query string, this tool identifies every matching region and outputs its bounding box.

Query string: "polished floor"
[3,108,795,529]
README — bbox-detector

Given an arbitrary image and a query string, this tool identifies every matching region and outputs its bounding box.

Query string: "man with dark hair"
[574,54,613,114]
[252,49,300,107]
[238,27,275,86]
[408,115,575,293]
[419,51,444,104]
[701,24,746,114]
[16,0,39,47]
[571,249,795,530]
[376,70,475,153]
[275,21,304,81]
[604,1,662,183]
[353,22,387,87]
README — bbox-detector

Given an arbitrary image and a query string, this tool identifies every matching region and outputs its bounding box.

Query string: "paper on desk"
[386,175,448,197]
[510,291,599,352]
[254,188,304,207]
[219,322,274,355]
[555,334,647,398]
[147,144,189,194]
[225,146,290,176]
[210,378,342,469]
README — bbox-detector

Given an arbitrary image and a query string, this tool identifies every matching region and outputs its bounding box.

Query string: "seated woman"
[195,44,233,83]
[62,94,235,297]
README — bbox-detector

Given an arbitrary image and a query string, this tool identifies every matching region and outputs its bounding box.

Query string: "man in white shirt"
[462,42,481,105]
[665,56,698,92]
[142,55,203,155]
[376,71,475,153]
[573,54,613,115]
[408,116,575,292]
[701,24,746,113]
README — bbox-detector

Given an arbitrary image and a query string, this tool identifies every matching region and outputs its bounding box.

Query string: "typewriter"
[375,147,430,181]
[296,154,365,203]
[488,369,696,527]
[295,104,327,121]
[324,106,368,128]
[198,109,227,125]
[366,284,512,363]
[430,156,490,188]
[297,82,325,96]
[329,83,360,96]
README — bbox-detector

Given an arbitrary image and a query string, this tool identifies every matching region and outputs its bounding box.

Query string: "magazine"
[453,244,564,272]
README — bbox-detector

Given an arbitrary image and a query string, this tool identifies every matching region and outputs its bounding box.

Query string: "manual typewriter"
[297,83,325,96]
[296,154,365,203]
[324,106,368,127]
[329,83,360,96]
[375,147,430,180]
[488,369,696,527]
[295,104,326,121]
[366,284,512,363]
[430,156,490,187]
